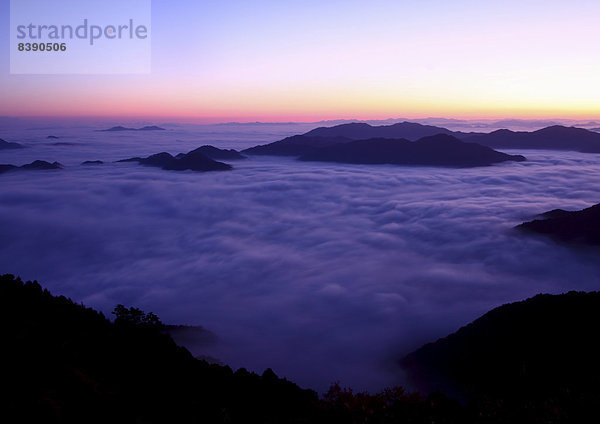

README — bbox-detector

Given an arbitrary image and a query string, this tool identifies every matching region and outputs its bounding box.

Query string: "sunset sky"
[2,0,600,122]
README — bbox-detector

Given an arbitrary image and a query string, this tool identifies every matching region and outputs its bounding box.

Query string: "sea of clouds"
[1,123,600,392]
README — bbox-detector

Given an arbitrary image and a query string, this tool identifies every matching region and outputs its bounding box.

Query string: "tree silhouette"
[112,304,163,330]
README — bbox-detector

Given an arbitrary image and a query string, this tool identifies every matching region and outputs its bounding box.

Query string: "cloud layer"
[1,125,600,392]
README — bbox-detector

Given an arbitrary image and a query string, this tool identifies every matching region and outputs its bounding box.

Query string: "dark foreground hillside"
[401,291,600,423]
[0,274,317,424]
[1,274,459,424]
[3,274,600,423]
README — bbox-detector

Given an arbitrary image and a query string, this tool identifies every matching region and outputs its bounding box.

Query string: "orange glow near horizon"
[2,97,598,125]
[3,1,600,124]
[3,65,600,124]
[2,75,599,124]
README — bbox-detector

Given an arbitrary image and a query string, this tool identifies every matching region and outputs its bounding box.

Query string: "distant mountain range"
[302,122,461,140]
[0,145,245,175]
[298,134,525,167]
[244,122,600,156]
[517,203,600,245]
[97,125,166,132]
[176,145,246,161]
[0,138,25,149]
[243,130,526,167]
[242,135,352,157]
[463,125,600,153]
[118,146,233,172]
[0,160,62,174]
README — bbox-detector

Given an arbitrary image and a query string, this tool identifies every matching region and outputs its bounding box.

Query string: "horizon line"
[1,115,600,127]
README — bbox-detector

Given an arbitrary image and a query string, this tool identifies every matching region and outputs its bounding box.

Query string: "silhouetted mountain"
[118,151,232,172]
[97,125,166,132]
[138,125,166,131]
[245,123,600,156]
[591,127,600,133]
[304,121,462,140]
[98,126,134,132]
[82,160,104,165]
[47,135,59,139]
[401,291,600,421]
[21,160,63,170]
[516,203,600,245]
[491,119,559,129]
[242,135,351,156]
[0,138,25,149]
[0,160,62,174]
[4,273,599,423]
[0,274,318,424]
[306,122,600,150]
[166,150,232,171]
[299,134,526,167]
[184,145,247,160]
[463,125,600,152]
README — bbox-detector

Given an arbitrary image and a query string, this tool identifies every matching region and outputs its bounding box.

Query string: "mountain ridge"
[517,203,600,245]
[97,125,166,132]
[118,149,232,172]
[298,134,526,167]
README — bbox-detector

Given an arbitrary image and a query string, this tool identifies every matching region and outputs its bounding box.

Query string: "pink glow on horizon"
[3,0,600,124]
